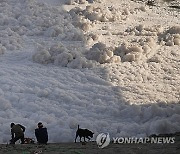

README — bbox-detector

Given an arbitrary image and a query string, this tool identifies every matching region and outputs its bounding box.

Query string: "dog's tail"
[77,125,79,129]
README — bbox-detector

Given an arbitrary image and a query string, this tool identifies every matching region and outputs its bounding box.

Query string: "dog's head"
[87,130,94,138]
[90,132,94,138]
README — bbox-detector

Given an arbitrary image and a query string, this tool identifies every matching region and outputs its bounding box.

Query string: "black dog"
[75,125,94,143]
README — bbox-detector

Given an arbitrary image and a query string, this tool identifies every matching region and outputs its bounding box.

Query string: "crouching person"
[35,122,48,144]
[10,123,25,144]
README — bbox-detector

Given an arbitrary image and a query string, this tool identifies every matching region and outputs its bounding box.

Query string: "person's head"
[10,123,15,128]
[38,122,43,128]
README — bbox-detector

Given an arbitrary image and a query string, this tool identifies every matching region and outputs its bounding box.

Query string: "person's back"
[35,122,48,144]
[12,124,24,137]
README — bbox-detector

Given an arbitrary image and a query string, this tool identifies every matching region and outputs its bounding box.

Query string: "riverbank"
[0,140,179,154]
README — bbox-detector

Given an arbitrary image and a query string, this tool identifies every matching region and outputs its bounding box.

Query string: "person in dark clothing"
[35,122,48,144]
[10,123,25,144]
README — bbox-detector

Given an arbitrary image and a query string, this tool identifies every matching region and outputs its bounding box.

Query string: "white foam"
[0,0,179,144]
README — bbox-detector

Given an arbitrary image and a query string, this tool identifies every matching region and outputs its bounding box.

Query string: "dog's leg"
[84,137,86,142]
[80,136,82,142]
[75,134,78,143]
